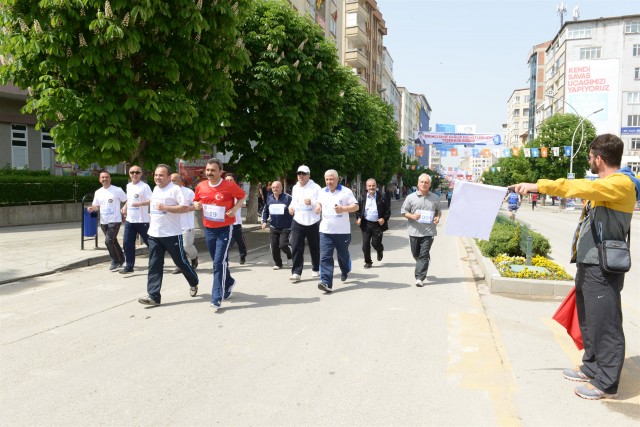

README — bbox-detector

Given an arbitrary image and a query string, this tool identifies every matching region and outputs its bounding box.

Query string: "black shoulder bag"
[590,209,631,273]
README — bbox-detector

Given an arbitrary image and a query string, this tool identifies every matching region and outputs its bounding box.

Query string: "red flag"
[552,287,583,350]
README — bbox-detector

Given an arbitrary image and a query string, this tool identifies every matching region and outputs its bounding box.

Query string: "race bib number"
[203,204,225,222]
[323,205,341,218]
[150,200,166,215]
[269,204,285,215]
[417,210,434,224]
[297,201,313,211]
[128,201,140,211]
[100,206,114,215]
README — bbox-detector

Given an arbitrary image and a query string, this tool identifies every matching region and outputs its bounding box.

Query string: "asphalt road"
[1,205,638,426]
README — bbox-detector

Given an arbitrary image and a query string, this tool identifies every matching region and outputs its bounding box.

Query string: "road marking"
[447,239,520,426]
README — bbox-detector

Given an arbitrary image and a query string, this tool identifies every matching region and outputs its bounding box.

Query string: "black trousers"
[147,235,199,303]
[289,221,320,275]
[361,221,384,264]
[270,227,292,267]
[409,235,434,281]
[575,263,625,394]
[101,222,124,264]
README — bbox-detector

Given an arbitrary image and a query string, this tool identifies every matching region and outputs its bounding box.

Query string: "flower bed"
[492,254,572,281]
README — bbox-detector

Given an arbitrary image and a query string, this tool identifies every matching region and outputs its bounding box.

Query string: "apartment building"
[288,1,342,48]
[380,47,401,122]
[526,40,551,140]
[539,14,640,172]
[506,88,530,148]
[0,84,55,171]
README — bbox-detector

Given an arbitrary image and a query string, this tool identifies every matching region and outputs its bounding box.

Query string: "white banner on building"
[565,59,619,135]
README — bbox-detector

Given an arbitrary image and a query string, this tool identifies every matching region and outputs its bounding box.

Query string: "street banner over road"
[414,132,502,145]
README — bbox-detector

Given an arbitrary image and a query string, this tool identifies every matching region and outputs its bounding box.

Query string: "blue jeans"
[205,226,235,304]
[123,221,149,269]
[147,235,199,303]
[319,232,352,288]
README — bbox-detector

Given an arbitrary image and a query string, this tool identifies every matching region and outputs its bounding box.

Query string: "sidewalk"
[0,221,260,285]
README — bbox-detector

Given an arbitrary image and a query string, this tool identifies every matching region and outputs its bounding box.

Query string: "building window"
[11,124,28,169]
[579,47,601,59]
[631,138,640,150]
[635,67,640,80]
[633,44,640,57]
[567,26,593,39]
[514,123,519,129]
[628,115,640,126]
[628,92,640,104]
[628,162,640,174]
[41,129,54,170]
[346,12,356,27]
[625,21,640,34]
[523,108,529,116]
[523,121,529,129]
[524,95,530,103]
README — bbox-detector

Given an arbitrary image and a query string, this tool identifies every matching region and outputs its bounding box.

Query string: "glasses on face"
[129,171,142,175]
[297,172,308,176]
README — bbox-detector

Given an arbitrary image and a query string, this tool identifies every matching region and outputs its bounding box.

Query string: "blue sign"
[621,127,640,135]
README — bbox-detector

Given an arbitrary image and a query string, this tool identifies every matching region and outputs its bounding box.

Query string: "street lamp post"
[569,107,603,176]
[545,94,602,178]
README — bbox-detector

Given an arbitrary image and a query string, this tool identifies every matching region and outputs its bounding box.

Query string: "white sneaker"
[311,271,320,278]
[273,265,281,270]
[289,273,301,282]
[415,279,424,287]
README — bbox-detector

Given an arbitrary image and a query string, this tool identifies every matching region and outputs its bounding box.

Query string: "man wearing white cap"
[288,165,322,282]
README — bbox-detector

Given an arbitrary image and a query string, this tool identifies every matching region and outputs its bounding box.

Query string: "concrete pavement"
[1,201,639,425]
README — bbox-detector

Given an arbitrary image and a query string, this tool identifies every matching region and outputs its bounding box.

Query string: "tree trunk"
[245,182,260,224]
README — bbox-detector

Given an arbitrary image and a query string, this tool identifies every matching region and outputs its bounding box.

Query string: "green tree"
[222,0,345,222]
[0,0,251,168]
[528,113,596,180]
[482,153,535,187]
[305,75,402,187]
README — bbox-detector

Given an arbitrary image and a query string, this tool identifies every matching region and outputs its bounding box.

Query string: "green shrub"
[476,215,551,258]
[0,174,131,205]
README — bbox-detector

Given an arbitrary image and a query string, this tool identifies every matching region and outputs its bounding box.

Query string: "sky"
[377,0,639,134]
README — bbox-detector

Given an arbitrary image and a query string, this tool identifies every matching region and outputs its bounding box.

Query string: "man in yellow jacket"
[513,133,637,400]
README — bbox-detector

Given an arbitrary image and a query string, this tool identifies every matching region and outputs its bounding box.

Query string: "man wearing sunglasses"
[120,166,152,274]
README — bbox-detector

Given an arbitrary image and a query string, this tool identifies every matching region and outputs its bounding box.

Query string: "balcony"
[346,0,369,22]
[345,25,368,47]
[345,48,368,68]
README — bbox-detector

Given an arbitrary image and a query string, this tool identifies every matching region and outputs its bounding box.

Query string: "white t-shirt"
[148,182,187,238]
[92,185,127,225]
[317,185,358,234]
[291,179,321,226]
[179,186,195,230]
[125,181,152,223]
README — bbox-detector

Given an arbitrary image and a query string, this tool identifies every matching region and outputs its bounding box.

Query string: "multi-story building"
[341,0,387,94]
[526,40,552,140]
[0,84,54,171]
[541,14,640,172]
[380,47,401,122]
[397,87,419,147]
[506,88,530,148]
[288,1,341,49]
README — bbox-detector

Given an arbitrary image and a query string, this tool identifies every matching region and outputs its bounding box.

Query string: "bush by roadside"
[476,215,550,258]
[0,168,130,205]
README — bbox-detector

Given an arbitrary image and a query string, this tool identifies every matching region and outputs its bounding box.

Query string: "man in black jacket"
[355,179,391,268]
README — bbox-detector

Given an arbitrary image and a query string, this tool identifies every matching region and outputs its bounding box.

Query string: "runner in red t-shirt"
[194,159,246,310]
